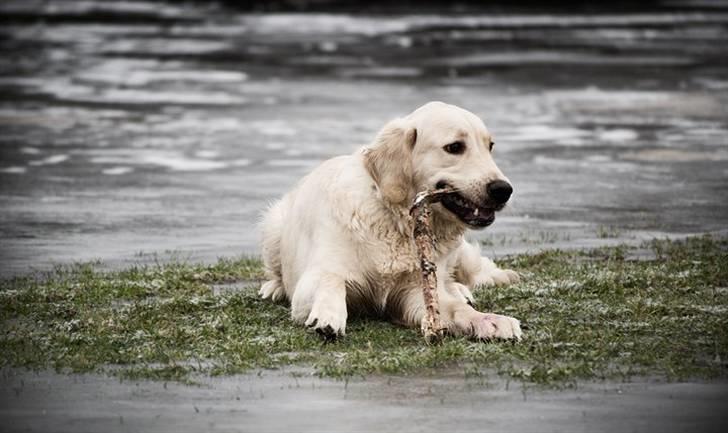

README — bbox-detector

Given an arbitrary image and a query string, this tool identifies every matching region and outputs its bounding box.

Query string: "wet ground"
[2,368,727,433]
[1,1,728,275]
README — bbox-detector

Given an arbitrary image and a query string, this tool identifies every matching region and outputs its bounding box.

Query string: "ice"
[102,167,134,175]
[0,166,26,174]
[90,151,231,172]
[79,59,248,86]
[195,150,220,159]
[20,147,41,155]
[597,129,639,142]
[89,89,244,106]
[621,149,728,162]
[267,159,321,167]
[28,155,69,166]
[506,125,590,142]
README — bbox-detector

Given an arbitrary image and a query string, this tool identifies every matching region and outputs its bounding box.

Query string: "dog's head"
[364,101,512,229]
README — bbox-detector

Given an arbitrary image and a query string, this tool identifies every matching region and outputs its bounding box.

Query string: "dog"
[259,101,522,341]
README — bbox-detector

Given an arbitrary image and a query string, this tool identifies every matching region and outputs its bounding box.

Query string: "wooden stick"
[409,188,453,344]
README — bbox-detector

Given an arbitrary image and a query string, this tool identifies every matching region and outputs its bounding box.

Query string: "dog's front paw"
[476,266,520,287]
[259,279,286,302]
[305,303,347,342]
[462,312,522,341]
[448,282,475,306]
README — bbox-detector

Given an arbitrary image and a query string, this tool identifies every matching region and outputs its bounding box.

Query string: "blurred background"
[0,0,727,275]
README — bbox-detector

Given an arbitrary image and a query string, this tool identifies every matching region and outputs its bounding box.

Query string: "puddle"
[0,368,726,433]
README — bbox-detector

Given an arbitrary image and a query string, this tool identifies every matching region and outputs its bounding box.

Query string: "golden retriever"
[260,101,522,341]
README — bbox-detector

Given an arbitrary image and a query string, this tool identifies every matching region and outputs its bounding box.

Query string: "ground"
[2,237,726,384]
[1,237,727,431]
[2,370,727,433]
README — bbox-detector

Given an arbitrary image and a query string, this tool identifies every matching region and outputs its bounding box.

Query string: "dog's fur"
[259,102,522,340]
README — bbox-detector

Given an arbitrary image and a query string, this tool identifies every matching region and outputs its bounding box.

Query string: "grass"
[1,236,727,386]
[479,229,572,247]
[596,225,622,239]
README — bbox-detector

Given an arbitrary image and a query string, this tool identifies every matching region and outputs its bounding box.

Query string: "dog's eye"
[489,141,495,151]
[443,141,465,155]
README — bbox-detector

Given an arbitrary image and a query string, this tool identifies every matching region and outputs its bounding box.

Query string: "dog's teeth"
[474,208,479,216]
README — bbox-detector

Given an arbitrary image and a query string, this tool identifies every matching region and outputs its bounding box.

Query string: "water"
[1,1,728,275]
[2,368,727,433]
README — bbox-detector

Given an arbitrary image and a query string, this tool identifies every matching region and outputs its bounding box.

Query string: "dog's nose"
[486,180,512,204]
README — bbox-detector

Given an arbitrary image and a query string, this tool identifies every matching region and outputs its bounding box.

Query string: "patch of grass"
[1,237,727,386]
[479,230,572,247]
[596,225,622,238]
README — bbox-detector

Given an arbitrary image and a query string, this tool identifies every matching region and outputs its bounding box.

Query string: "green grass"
[596,225,622,239]
[1,236,727,386]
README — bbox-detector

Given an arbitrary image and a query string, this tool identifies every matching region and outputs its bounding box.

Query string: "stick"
[409,188,453,344]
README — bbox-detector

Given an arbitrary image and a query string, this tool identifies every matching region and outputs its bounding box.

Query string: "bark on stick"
[409,188,452,344]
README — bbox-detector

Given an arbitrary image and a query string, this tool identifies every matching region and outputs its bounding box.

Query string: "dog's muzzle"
[436,180,511,228]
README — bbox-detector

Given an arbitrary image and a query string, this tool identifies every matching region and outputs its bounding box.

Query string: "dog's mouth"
[436,182,501,228]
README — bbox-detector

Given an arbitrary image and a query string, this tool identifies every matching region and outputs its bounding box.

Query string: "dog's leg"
[446,281,475,306]
[454,240,520,288]
[439,287,522,341]
[291,270,348,340]
[259,199,287,302]
[447,288,522,341]
[476,255,520,287]
[448,301,522,341]
[395,285,522,341]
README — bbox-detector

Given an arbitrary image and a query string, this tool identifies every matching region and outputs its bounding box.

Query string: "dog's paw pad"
[305,308,346,341]
[315,325,338,342]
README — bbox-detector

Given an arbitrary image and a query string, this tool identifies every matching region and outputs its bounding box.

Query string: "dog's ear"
[364,118,417,205]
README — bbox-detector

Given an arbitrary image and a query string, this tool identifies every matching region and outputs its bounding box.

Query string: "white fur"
[259,102,521,340]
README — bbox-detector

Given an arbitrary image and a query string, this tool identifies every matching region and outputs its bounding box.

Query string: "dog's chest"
[347,199,463,287]
[367,230,458,284]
